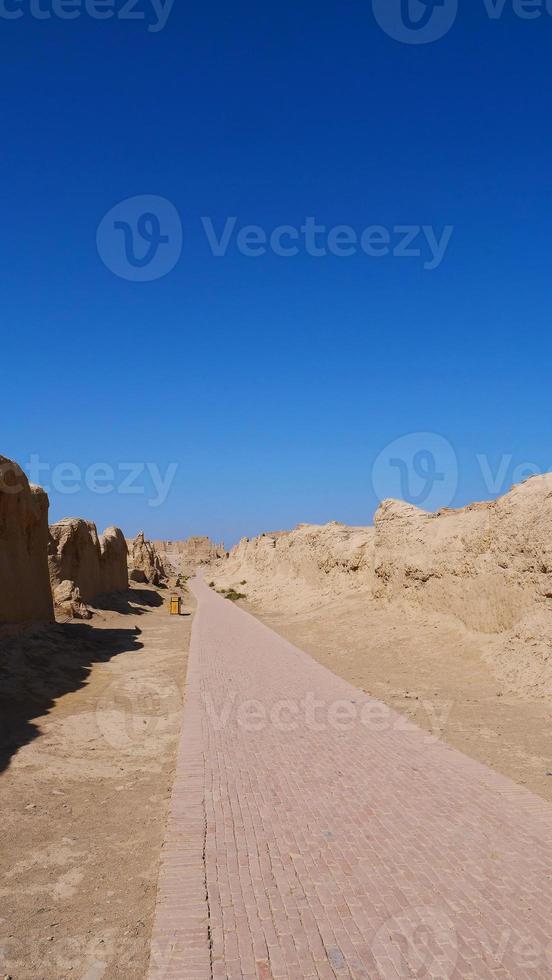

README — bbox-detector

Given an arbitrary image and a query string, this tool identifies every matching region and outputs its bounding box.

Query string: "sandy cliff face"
[214,522,375,611]
[0,455,54,624]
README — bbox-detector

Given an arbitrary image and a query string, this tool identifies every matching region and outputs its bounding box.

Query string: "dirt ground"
[0,585,194,980]
[246,589,552,804]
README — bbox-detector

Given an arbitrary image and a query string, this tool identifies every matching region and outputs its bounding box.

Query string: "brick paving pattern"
[149,578,552,979]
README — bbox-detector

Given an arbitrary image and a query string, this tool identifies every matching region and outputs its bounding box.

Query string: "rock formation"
[51,579,90,620]
[48,518,128,616]
[49,518,103,605]
[0,455,54,624]
[127,531,169,586]
[100,527,128,594]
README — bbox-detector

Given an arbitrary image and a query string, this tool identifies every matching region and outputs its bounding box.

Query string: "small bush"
[225,590,246,602]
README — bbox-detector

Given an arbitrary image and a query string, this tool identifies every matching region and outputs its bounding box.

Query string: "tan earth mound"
[127,531,169,586]
[374,475,552,631]
[0,455,54,625]
[214,521,374,612]
[49,519,128,616]
[373,475,552,698]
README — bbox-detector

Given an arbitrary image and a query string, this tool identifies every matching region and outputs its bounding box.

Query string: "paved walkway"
[149,578,552,979]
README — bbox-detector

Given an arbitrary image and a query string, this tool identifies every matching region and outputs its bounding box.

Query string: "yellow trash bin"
[169,594,181,616]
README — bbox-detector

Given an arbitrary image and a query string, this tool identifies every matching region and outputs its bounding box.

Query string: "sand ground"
[0,585,194,980]
[244,589,552,804]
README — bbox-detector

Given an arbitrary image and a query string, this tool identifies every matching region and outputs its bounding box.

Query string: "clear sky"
[2,0,552,545]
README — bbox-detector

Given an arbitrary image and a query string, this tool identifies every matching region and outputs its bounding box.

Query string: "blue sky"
[2,0,552,544]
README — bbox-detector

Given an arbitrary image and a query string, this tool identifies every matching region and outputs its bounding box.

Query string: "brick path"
[148,578,552,979]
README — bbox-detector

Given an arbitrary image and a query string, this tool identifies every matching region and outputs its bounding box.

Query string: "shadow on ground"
[93,588,165,615]
[0,621,143,773]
